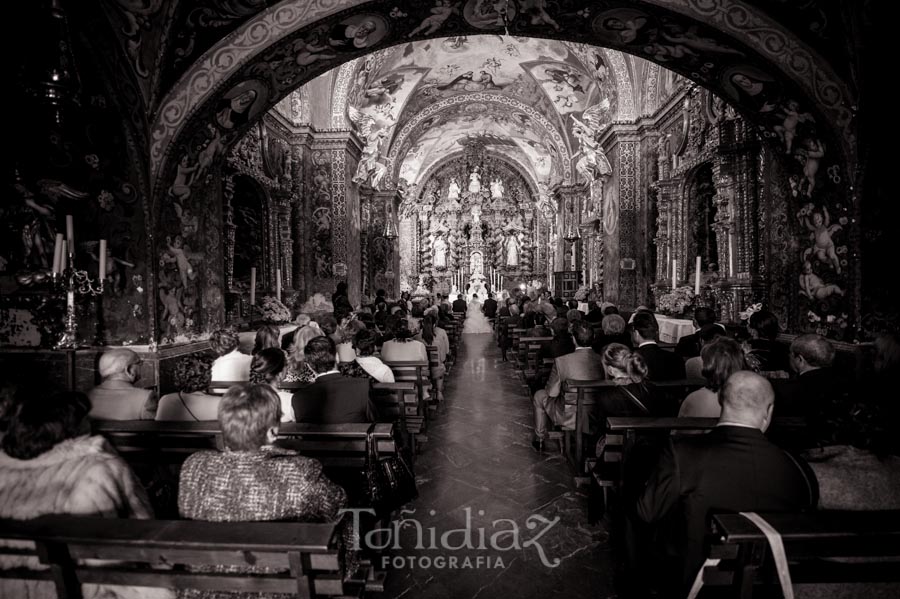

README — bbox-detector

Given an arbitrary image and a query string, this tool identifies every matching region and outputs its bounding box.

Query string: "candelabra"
[53,251,105,349]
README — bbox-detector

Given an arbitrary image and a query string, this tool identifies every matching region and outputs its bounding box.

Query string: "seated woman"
[157,352,221,421]
[283,324,325,383]
[597,343,662,419]
[178,384,353,591]
[250,347,294,421]
[209,329,252,390]
[0,390,168,599]
[747,309,790,373]
[678,337,746,419]
[684,324,728,381]
[381,315,428,363]
[339,329,394,383]
[252,324,282,356]
[335,319,366,363]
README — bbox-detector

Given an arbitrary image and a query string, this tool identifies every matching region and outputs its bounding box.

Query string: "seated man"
[773,333,843,417]
[637,371,818,589]
[539,317,576,362]
[452,293,468,313]
[88,348,157,420]
[675,306,719,359]
[631,312,685,381]
[532,321,603,451]
[291,336,377,424]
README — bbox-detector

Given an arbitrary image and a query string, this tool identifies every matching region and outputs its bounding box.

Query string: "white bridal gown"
[462,299,493,334]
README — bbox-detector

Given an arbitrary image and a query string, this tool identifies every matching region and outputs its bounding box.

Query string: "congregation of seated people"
[2,287,898,599]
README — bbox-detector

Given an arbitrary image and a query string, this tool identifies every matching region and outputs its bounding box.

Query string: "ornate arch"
[387,93,573,186]
[330,58,360,128]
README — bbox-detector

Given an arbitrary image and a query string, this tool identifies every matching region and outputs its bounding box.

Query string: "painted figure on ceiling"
[216,89,257,130]
[408,0,459,37]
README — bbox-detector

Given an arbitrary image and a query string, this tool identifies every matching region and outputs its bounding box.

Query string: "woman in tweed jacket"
[177,383,351,598]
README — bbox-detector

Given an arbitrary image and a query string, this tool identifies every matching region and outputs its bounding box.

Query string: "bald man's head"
[719,370,775,431]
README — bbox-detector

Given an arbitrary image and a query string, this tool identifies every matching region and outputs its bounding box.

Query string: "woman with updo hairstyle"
[414,314,448,401]
[283,324,325,383]
[157,352,221,421]
[209,328,252,383]
[381,314,428,363]
[339,328,395,383]
[679,337,747,419]
[252,324,281,355]
[598,343,665,417]
[250,347,294,421]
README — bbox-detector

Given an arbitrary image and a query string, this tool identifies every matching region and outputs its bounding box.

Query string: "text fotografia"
[339,507,562,568]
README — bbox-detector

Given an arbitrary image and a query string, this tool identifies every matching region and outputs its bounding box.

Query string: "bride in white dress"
[462,294,493,334]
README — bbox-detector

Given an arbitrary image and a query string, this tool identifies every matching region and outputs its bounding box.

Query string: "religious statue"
[490,177,504,199]
[348,106,387,189]
[448,177,461,201]
[471,204,482,225]
[505,232,520,267]
[433,233,448,269]
[571,116,612,185]
[468,166,482,194]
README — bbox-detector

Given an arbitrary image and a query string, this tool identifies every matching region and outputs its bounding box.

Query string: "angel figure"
[408,0,459,37]
[348,106,388,189]
[15,177,88,269]
[571,116,612,184]
[801,205,842,274]
[794,137,825,197]
[799,260,843,300]
[173,201,198,237]
[774,100,813,154]
[159,286,185,331]
[166,234,198,289]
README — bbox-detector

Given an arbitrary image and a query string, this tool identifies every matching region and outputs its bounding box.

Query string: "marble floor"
[381,333,617,599]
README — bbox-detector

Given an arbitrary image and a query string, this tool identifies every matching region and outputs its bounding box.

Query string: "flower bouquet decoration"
[657,286,696,316]
[258,295,291,324]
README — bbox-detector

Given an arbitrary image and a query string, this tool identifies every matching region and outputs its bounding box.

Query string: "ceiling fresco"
[345,35,620,188]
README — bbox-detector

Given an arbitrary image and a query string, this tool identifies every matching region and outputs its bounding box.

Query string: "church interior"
[1,1,897,598]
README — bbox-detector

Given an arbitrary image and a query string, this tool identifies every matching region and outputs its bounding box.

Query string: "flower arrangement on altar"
[657,286,696,316]
[573,285,590,301]
[298,293,334,317]
[259,295,291,324]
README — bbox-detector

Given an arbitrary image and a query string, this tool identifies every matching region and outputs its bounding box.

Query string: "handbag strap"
[364,422,379,469]
[621,386,650,414]
[178,392,201,422]
[686,512,794,599]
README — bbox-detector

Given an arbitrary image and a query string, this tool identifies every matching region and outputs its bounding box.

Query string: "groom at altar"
[482,292,497,318]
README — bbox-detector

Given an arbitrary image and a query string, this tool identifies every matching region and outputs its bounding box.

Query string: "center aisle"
[383,333,615,599]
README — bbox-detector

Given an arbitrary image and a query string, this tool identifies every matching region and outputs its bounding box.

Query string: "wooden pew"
[383,361,431,440]
[521,336,552,383]
[0,515,383,597]
[371,381,417,455]
[510,328,527,367]
[563,380,621,482]
[92,420,396,470]
[700,511,900,597]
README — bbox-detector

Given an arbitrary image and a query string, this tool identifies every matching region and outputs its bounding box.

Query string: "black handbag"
[364,423,418,517]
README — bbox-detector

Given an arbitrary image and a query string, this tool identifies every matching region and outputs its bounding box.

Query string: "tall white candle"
[66,215,74,247]
[276,268,282,302]
[98,240,107,281]
[250,267,256,306]
[52,234,63,274]
[672,259,677,289]
[694,255,701,295]
[60,248,67,272]
[728,232,736,278]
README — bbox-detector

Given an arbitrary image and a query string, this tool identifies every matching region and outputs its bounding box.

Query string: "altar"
[654,313,695,344]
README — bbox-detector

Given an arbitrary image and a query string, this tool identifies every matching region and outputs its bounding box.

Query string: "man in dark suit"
[452,294,468,313]
[631,312,686,380]
[482,292,498,318]
[637,371,817,588]
[675,307,718,359]
[772,334,848,441]
[291,337,377,424]
[532,321,602,451]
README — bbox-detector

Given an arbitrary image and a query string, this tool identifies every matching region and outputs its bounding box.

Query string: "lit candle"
[52,234,63,274]
[98,239,107,281]
[672,259,677,289]
[728,231,736,278]
[276,268,282,302]
[694,255,701,295]
[250,267,256,306]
